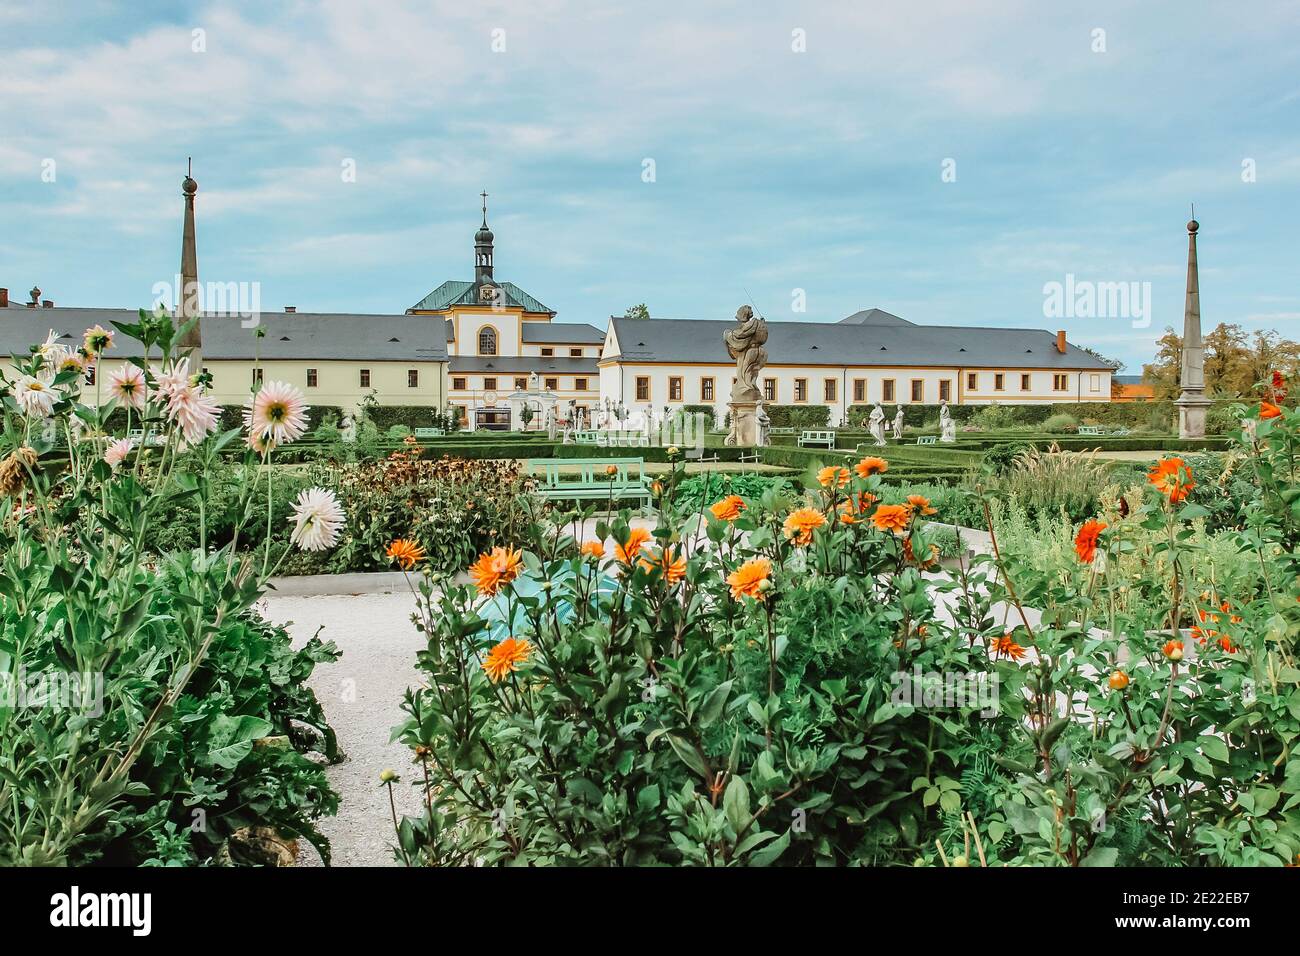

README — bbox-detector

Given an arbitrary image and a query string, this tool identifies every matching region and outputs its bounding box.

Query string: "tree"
[1142,322,1300,399]
[623,303,650,320]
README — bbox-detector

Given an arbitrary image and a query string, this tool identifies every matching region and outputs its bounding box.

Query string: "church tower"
[474,190,494,285]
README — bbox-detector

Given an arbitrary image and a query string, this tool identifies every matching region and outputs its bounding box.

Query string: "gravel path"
[264,591,427,867]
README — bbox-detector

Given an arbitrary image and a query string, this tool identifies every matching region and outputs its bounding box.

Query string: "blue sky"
[1,0,1297,369]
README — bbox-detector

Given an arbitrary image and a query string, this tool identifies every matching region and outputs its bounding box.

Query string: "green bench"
[413,427,445,439]
[526,457,652,508]
[915,435,938,445]
[1077,425,1104,436]
[797,430,837,448]
[770,426,796,436]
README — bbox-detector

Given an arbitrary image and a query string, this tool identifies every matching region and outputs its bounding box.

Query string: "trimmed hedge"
[766,404,831,429]
[844,400,1240,430]
[217,404,343,433]
[367,405,449,430]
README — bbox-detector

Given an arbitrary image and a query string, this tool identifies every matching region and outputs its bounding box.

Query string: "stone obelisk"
[177,159,203,369]
[1175,216,1210,438]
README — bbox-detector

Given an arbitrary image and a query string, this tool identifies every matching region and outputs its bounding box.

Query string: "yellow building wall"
[206,360,446,411]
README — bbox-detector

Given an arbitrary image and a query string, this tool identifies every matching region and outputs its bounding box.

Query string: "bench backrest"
[915,435,938,445]
[526,457,645,488]
[413,427,444,438]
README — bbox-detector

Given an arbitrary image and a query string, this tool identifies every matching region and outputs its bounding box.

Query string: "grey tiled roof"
[608,316,1111,370]
[0,308,448,362]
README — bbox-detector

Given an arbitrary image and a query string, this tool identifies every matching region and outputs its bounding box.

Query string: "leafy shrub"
[1042,413,1077,433]
[766,404,831,429]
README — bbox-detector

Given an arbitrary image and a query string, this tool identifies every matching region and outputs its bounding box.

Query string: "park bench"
[526,457,652,509]
[797,430,836,449]
[573,430,600,444]
[604,431,649,447]
[1077,425,1104,436]
[413,427,445,439]
[915,435,938,445]
[1109,427,1131,437]
[770,427,796,436]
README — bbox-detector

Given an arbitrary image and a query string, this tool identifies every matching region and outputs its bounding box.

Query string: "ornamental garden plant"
[0,308,345,865]
[389,381,1300,866]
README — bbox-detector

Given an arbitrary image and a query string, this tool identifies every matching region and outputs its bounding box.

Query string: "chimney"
[0,288,7,308]
[42,300,54,309]
[1056,330,1067,354]
[284,306,296,313]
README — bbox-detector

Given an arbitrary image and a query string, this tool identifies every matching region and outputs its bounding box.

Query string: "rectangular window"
[515,377,527,390]
[994,373,1005,391]
[360,368,371,388]
[939,380,951,402]
[408,369,419,388]
[306,368,318,388]
[1053,373,1069,391]
[701,377,715,402]
[1021,373,1031,391]
[824,378,837,402]
[635,376,650,401]
[253,368,264,385]
[1090,373,1101,393]
[882,379,895,402]
[911,379,924,402]
[575,377,588,391]
[763,378,776,402]
[545,377,559,391]
[541,347,554,357]
[668,376,683,401]
[483,376,497,391]
[966,372,977,391]
[853,379,866,403]
[452,377,467,391]
[570,347,583,357]
[793,378,808,402]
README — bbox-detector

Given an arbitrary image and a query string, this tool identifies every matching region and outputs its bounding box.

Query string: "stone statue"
[724,305,768,445]
[939,401,957,443]
[892,405,905,440]
[575,406,586,431]
[529,371,541,392]
[868,402,887,447]
[545,405,557,441]
[724,305,768,403]
[755,400,771,446]
[340,414,357,443]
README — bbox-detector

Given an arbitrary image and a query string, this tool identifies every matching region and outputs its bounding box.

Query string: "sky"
[1,0,1298,370]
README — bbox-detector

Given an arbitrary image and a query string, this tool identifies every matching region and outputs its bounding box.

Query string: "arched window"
[478,326,498,355]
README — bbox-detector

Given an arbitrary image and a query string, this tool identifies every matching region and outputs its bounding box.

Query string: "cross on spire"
[480,189,489,224]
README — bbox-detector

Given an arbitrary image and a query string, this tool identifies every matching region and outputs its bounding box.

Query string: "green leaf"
[636,784,661,812]
[748,827,791,866]
[1198,735,1230,764]
[699,680,733,728]
[723,776,750,834]
[665,734,709,780]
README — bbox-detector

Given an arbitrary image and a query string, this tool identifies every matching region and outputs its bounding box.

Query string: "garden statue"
[892,405,905,440]
[340,414,357,443]
[756,400,771,446]
[529,370,541,392]
[868,401,887,446]
[575,405,586,431]
[643,404,655,441]
[545,405,557,441]
[939,401,957,443]
[724,305,768,445]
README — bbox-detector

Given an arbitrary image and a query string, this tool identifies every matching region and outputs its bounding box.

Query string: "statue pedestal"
[726,401,758,446]
[1176,393,1212,439]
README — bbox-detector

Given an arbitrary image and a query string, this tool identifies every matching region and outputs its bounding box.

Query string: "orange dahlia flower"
[871,503,912,535]
[1148,458,1195,503]
[385,538,426,571]
[482,636,533,682]
[1162,639,1184,661]
[1074,519,1106,564]
[817,465,851,489]
[726,557,772,601]
[1108,670,1130,690]
[710,495,745,522]
[580,540,606,560]
[854,456,888,479]
[1260,401,1283,419]
[615,527,652,563]
[990,635,1027,661]
[905,494,937,516]
[783,507,827,546]
[639,547,687,584]
[468,545,524,596]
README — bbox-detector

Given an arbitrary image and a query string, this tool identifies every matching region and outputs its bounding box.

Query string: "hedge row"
[840,401,1218,429]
